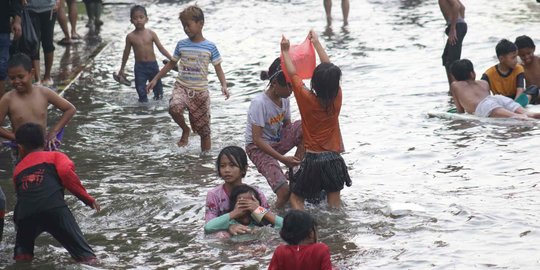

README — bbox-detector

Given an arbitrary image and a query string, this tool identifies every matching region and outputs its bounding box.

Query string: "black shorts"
[291,152,352,199]
[14,206,95,261]
[17,10,57,60]
[442,21,468,68]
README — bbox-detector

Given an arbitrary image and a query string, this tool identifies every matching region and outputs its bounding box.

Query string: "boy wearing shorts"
[116,5,172,102]
[451,59,540,119]
[147,5,229,151]
[12,122,100,262]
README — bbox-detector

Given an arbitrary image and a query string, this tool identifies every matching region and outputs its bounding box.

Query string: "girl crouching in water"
[205,146,270,234]
[281,30,352,210]
[205,184,283,235]
[269,210,332,270]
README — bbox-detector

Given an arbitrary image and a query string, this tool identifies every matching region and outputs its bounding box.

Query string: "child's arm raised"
[214,63,229,100]
[281,35,296,78]
[118,34,132,76]
[309,30,330,63]
[44,87,76,147]
[151,30,172,60]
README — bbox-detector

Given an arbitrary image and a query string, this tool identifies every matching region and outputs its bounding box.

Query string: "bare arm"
[0,95,15,140]
[118,35,132,76]
[252,124,300,168]
[214,63,229,99]
[152,30,172,60]
[45,88,76,139]
[281,35,296,78]
[446,0,461,46]
[146,59,176,92]
[450,83,464,113]
[309,30,330,63]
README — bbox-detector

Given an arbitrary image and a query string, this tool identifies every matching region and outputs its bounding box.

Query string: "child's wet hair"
[515,35,535,50]
[496,39,518,57]
[228,184,262,211]
[260,57,287,87]
[130,5,147,18]
[450,59,474,81]
[179,5,204,23]
[216,146,248,177]
[8,53,32,72]
[280,210,317,245]
[311,62,341,112]
[15,123,45,151]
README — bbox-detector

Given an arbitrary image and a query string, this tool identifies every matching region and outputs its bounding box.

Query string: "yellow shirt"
[482,64,525,98]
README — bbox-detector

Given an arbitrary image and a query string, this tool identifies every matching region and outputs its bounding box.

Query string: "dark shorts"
[0,33,9,80]
[134,61,163,102]
[442,21,467,68]
[524,85,539,104]
[291,152,352,199]
[14,206,95,262]
[24,10,57,60]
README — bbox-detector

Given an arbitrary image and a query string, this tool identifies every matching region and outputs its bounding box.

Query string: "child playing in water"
[205,146,269,227]
[205,184,282,235]
[481,39,527,103]
[116,5,172,102]
[147,5,229,151]
[515,35,540,104]
[0,53,76,150]
[451,59,540,119]
[268,210,332,270]
[281,30,351,210]
[12,122,100,262]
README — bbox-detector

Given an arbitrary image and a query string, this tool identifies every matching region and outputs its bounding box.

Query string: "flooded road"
[2,0,540,268]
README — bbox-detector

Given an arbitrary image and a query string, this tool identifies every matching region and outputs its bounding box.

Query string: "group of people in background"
[440,0,540,119]
[0,1,351,268]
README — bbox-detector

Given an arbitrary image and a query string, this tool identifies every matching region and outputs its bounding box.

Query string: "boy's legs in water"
[326,191,341,208]
[514,107,540,119]
[324,0,350,26]
[169,108,191,147]
[290,193,305,210]
[490,107,528,118]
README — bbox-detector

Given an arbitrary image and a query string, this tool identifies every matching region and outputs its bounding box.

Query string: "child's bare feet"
[177,128,190,147]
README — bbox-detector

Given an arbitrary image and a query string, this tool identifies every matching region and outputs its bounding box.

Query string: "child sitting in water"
[451,59,540,119]
[116,5,172,102]
[281,30,351,210]
[205,146,270,230]
[204,184,283,235]
[268,210,332,270]
[515,35,540,104]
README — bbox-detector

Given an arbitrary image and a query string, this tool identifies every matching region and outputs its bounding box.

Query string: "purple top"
[204,184,269,223]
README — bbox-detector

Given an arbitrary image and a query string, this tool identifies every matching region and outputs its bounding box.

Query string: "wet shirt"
[0,0,21,34]
[172,38,222,91]
[245,93,291,144]
[13,151,95,221]
[204,184,269,223]
[268,243,333,270]
[204,211,283,234]
[481,64,525,98]
[291,74,344,153]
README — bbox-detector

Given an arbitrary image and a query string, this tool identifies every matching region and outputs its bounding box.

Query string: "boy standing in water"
[117,5,172,102]
[515,35,540,104]
[147,5,229,151]
[451,59,540,119]
[0,53,76,150]
[481,39,527,103]
[439,0,467,86]
[12,123,99,262]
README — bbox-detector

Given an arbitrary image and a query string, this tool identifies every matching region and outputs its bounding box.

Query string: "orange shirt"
[482,64,525,97]
[291,75,344,153]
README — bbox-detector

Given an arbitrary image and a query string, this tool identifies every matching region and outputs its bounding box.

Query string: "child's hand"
[228,224,251,236]
[91,200,101,213]
[45,131,60,150]
[309,30,320,44]
[146,80,156,93]
[281,35,290,52]
[281,156,301,168]
[222,85,230,100]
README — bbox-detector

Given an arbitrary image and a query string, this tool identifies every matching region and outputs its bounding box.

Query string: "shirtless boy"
[450,59,540,119]
[439,0,467,86]
[117,5,172,102]
[515,35,540,104]
[0,53,76,150]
